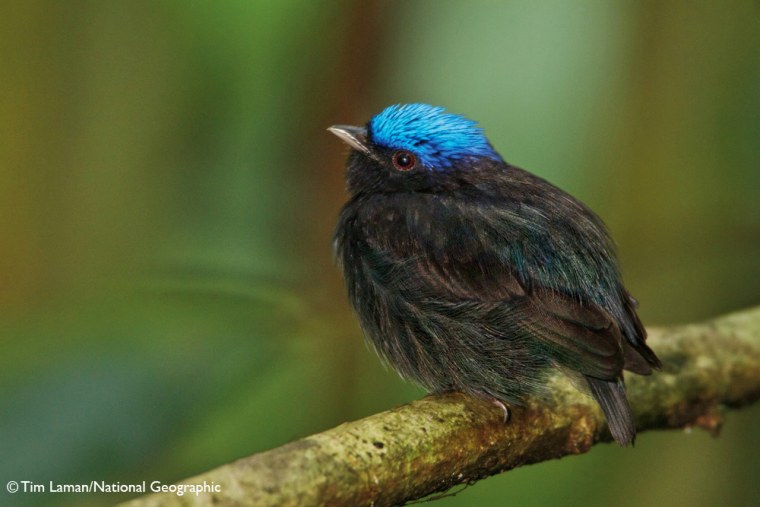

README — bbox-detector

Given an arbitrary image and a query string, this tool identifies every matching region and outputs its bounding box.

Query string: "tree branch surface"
[120,306,760,507]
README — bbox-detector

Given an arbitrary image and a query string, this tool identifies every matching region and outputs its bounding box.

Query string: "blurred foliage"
[0,1,758,507]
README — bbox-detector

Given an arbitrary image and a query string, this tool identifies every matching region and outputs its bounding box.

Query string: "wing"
[411,250,627,381]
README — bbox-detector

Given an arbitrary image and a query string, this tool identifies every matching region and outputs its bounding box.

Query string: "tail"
[586,376,636,446]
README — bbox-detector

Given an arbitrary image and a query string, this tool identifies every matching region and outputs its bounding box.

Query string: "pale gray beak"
[327,125,372,157]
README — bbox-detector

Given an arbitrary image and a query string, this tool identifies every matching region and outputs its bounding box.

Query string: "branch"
[120,306,760,507]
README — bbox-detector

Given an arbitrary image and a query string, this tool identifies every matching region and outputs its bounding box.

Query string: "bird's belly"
[346,250,551,404]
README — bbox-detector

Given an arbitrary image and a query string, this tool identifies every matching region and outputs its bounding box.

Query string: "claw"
[491,399,510,423]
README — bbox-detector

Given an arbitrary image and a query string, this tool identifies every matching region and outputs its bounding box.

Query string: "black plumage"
[330,104,660,445]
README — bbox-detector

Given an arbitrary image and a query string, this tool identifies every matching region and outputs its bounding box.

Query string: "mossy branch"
[120,306,760,507]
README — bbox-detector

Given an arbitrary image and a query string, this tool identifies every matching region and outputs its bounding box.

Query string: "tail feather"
[586,376,636,446]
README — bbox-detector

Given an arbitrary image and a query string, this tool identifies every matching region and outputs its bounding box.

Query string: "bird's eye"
[392,150,417,171]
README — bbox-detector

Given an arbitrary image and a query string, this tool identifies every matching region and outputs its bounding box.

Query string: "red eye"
[392,150,416,171]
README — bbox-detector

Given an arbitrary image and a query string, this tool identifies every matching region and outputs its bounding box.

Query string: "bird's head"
[329,104,503,195]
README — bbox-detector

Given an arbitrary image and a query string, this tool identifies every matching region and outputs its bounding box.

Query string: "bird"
[329,103,661,446]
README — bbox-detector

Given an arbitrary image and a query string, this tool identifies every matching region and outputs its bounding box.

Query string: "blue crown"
[368,104,501,169]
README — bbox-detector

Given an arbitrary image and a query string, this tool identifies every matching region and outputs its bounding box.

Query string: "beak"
[327,125,372,157]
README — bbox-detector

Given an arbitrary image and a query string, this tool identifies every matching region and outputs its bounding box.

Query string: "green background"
[1,1,758,506]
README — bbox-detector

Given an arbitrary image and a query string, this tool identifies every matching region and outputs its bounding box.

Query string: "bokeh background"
[1,1,759,506]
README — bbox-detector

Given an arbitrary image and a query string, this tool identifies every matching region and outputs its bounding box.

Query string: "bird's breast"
[359,201,450,266]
